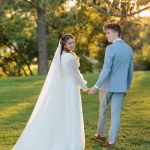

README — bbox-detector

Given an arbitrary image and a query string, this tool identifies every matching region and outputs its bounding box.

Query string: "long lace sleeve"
[68,57,88,91]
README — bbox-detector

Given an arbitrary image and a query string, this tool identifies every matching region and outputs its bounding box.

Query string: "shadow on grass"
[130,138,150,146]
[0,105,35,149]
[0,76,45,113]
[0,95,38,123]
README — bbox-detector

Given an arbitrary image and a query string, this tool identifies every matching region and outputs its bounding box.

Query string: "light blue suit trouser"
[97,91,125,144]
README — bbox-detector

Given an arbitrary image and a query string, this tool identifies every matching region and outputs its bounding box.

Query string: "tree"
[25,0,66,75]
[35,0,48,75]
[0,0,65,75]
[88,0,150,18]
[0,0,38,76]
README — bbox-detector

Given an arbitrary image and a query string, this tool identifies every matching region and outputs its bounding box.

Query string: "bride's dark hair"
[60,34,75,54]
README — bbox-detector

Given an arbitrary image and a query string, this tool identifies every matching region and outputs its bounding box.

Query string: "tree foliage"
[0,0,149,76]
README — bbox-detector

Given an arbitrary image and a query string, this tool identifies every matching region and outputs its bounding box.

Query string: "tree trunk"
[27,63,33,76]
[37,0,48,75]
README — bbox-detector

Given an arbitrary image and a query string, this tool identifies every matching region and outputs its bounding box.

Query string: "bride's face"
[65,38,75,51]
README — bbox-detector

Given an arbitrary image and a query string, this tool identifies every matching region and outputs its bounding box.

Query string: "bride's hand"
[87,86,97,95]
[84,88,89,93]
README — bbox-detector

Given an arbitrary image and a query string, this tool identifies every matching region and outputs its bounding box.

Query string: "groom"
[88,23,133,147]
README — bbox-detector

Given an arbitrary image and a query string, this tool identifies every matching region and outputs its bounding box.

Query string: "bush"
[79,55,93,73]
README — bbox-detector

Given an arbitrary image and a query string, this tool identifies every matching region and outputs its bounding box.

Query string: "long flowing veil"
[26,41,62,125]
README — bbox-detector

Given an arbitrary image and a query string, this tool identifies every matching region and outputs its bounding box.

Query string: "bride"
[12,34,89,150]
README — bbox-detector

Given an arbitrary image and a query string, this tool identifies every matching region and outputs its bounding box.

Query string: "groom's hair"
[103,24,122,37]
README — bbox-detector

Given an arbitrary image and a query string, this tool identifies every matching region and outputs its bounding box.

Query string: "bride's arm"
[68,57,88,91]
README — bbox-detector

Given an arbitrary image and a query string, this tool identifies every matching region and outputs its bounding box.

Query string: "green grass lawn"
[0,71,150,150]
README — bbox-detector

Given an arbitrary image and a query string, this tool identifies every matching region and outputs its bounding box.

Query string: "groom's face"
[105,29,118,43]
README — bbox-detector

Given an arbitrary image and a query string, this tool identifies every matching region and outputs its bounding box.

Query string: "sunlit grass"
[0,71,150,150]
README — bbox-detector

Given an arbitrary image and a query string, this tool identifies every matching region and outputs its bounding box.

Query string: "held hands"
[86,86,97,95]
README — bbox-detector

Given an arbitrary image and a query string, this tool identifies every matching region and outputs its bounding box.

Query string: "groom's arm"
[127,58,134,90]
[95,45,114,89]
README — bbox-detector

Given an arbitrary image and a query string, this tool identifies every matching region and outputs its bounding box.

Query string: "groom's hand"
[88,86,97,95]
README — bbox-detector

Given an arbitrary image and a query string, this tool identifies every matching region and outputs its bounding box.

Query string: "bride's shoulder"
[62,52,76,60]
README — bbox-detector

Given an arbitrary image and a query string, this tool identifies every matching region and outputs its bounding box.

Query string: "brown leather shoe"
[94,135,106,143]
[103,141,115,148]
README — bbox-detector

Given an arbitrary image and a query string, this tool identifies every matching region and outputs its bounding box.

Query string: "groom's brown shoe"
[94,134,106,143]
[102,141,115,148]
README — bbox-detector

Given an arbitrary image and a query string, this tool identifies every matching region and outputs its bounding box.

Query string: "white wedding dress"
[12,42,88,150]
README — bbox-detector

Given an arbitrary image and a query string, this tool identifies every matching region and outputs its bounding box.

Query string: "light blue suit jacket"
[95,39,133,92]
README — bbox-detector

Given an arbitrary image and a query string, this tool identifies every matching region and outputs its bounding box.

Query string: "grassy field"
[0,71,150,150]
